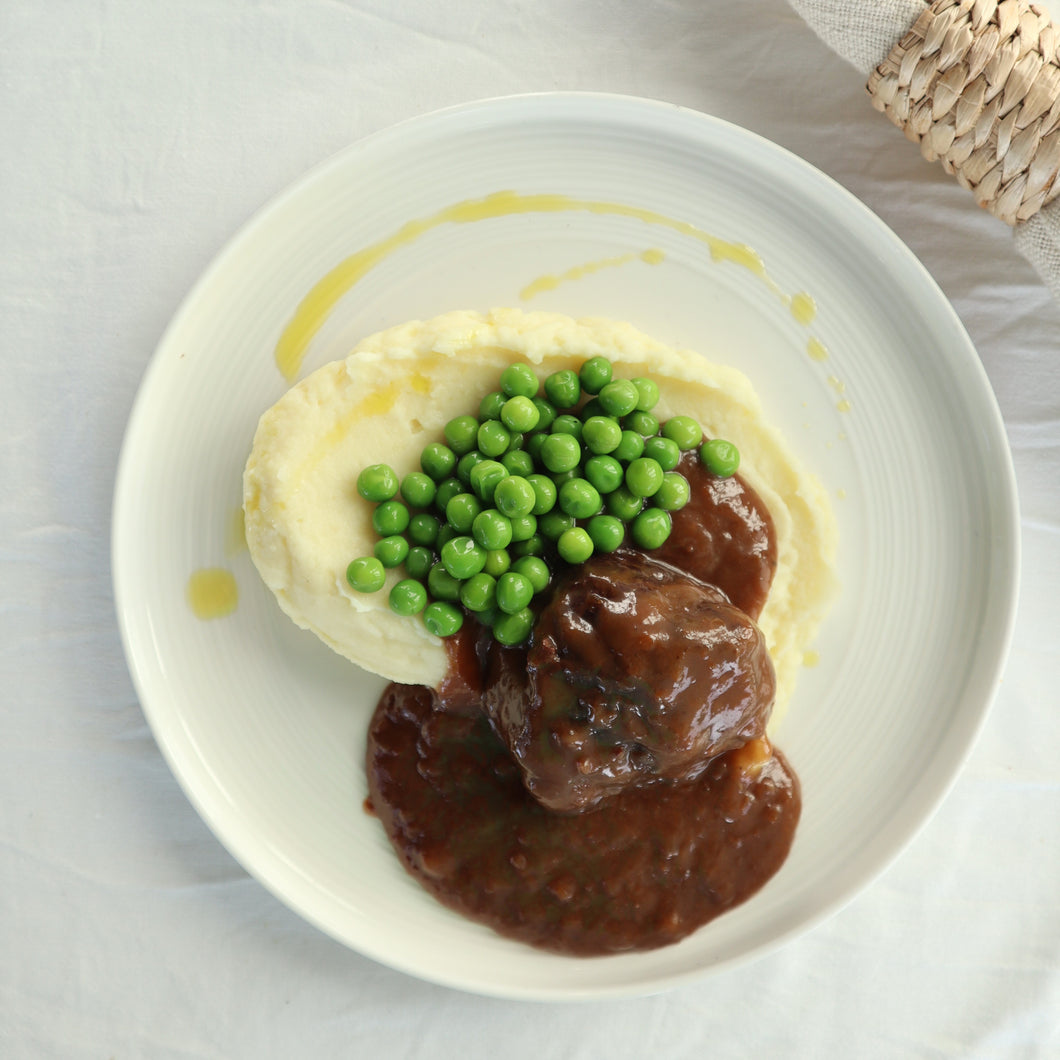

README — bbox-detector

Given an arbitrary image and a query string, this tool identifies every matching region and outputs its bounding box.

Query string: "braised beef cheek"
[483,552,776,813]
[367,682,799,956]
[654,452,776,620]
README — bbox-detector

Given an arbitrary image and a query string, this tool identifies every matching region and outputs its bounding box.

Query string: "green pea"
[478,390,506,420]
[484,548,511,577]
[492,606,535,646]
[625,457,664,498]
[598,379,640,417]
[444,414,480,456]
[472,509,513,551]
[653,471,691,511]
[508,513,538,542]
[544,369,581,409]
[500,362,539,398]
[613,429,645,463]
[372,500,410,536]
[420,443,456,482]
[440,535,487,579]
[346,556,385,593]
[496,572,534,615]
[525,433,548,462]
[494,475,537,519]
[607,486,645,521]
[374,534,409,568]
[435,523,457,550]
[539,510,576,540]
[511,533,546,557]
[400,471,437,509]
[624,410,660,437]
[408,512,441,547]
[434,476,464,512]
[423,600,463,637]
[531,397,557,432]
[456,450,486,484]
[551,414,583,440]
[526,473,557,515]
[357,464,399,502]
[579,356,613,395]
[477,419,511,458]
[557,526,595,564]
[558,477,602,519]
[389,578,427,616]
[501,448,535,476]
[632,377,660,411]
[699,438,741,478]
[540,433,581,474]
[460,572,497,612]
[581,415,622,455]
[587,514,625,553]
[630,507,672,549]
[662,415,703,450]
[579,397,605,420]
[405,545,434,581]
[501,395,540,433]
[584,454,624,494]
[440,493,474,527]
[469,459,508,503]
[445,492,481,533]
[428,561,462,602]
[512,555,550,594]
[642,435,681,471]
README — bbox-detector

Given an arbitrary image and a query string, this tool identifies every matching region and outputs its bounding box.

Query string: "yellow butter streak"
[355,369,433,420]
[274,191,774,381]
[187,568,238,619]
[807,337,829,362]
[520,248,665,301]
[301,363,440,479]
[790,291,817,325]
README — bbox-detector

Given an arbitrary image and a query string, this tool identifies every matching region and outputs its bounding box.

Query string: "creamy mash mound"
[243,308,837,716]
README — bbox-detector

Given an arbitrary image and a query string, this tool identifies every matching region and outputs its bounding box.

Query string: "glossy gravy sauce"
[366,459,800,956]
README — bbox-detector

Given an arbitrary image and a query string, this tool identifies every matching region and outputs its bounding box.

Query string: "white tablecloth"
[4,2,1058,1055]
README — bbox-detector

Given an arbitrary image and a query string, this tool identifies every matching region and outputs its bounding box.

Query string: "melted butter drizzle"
[520,248,665,301]
[187,568,238,619]
[789,291,817,325]
[807,337,829,362]
[274,191,781,381]
[301,362,438,477]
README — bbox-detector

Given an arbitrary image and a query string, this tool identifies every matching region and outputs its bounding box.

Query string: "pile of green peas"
[345,355,741,646]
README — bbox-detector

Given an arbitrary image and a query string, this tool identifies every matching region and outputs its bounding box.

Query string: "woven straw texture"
[868,0,1060,224]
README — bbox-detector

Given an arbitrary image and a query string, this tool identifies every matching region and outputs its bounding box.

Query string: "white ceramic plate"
[113,93,1019,1000]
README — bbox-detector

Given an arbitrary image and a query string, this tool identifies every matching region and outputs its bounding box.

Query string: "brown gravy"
[368,684,798,955]
[365,458,800,955]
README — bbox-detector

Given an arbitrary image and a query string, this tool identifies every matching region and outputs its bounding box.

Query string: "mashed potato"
[244,308,837,717]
